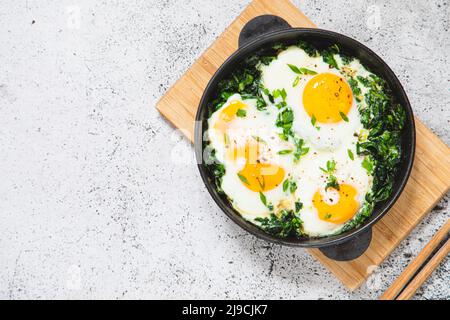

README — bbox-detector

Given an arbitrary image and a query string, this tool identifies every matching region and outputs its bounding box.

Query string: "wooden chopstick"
[379,219,450,300]
[396,238,449,300]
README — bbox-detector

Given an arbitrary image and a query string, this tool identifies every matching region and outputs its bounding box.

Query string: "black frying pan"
[194,16,415,261]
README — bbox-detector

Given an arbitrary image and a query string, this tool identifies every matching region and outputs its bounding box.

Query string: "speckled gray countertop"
[0,0,448,300]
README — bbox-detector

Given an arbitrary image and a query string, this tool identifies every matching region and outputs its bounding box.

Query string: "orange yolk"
[214,100,247,133]
[303,73,353,123]
[313,184,359,224]
[235,143,285,192]
[238,162,285,192]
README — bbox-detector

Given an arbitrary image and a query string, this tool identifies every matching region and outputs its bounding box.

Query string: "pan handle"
[238,15,291,47]
[319,228,373,261]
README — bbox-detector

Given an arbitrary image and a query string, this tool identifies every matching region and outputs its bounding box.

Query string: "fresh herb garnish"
[237,173,249,185]
[255,210,303,238]
[339,111,349,122]
[320,160,337,174]
[287,64,317,75]
[278,132,289,142]
[256,176,265,190]
[280,88,287,101]
[320,160,339,191]
[282,178,297,194]
[290,181,297,193]
[261,87,274,104]
[310,114,321,130]
[278,149,293,155]
[325,175,340,191]
[362,157,374,174]
[293,137,309,162]
[276,108,294,139]
[299,67,318,75]
[236,109,247,117]
[252,136,266,144]
[292,76,300,87]
[276,101,287,109]
[287,64,302,74]
[311,114,317,126]
[282,179,289,192]
[273,88,287,101]
[256,97,267,111]
[348,149,355,161]
[259,192,267,206]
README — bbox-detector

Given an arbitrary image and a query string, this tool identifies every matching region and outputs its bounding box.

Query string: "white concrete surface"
[0,0,448,299]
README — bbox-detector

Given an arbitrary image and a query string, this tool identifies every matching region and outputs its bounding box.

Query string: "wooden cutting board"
[156,0,450,290]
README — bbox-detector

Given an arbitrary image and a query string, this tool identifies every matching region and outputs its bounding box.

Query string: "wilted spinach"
[255,210,303,238]
[205,148,226,193]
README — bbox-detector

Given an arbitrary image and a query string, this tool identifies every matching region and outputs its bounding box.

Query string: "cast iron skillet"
[194,16,415,261]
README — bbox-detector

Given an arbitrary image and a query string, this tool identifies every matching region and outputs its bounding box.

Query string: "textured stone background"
[0,0,448,299]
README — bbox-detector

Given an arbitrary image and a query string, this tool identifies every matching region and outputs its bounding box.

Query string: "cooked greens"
[276,108,294,139]
[342,73,405,231]
[322,44,340,69]
[255,210,303,238]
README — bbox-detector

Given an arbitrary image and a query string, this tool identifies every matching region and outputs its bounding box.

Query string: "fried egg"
[207,94,296,220]
[291,148,372,236]
[260,46,363,151]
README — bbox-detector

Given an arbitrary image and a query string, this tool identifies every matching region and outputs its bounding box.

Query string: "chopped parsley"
[293,137,309,162]
[362,157,374,174]
[283,178,297,194]
[278,149,293,155]
[237,173,249,185]
[287,64,318,75]
[255,210,303,238]
[236,109,247,117]
[259,192,267,206]
[325,175,340,191]
[348,149,355,161]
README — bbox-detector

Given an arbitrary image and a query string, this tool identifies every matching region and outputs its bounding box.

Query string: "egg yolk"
[214,100,247,133]
[303,73,353,123]
[236,143,285,192]
[313,184,359,224]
